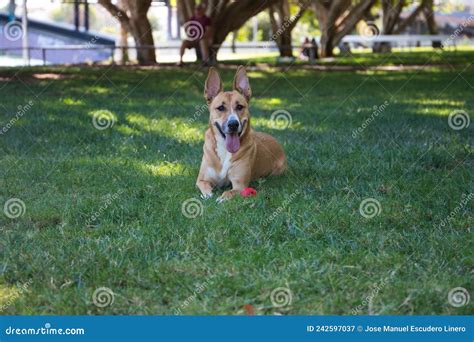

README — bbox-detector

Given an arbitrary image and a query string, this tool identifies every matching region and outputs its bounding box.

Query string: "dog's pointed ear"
[204,67,222,104]
[233,65,251,102]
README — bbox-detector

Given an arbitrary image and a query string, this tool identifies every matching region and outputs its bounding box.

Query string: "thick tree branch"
[335,0,375,42]
[98,0,130,32]
[394,0,427,34]
[288,0,310,31]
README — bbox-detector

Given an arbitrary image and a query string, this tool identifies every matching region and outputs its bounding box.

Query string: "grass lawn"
[225,46,474,67]
[0,50,472,315]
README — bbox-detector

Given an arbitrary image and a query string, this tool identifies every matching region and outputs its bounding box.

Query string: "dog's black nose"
[227,120,239,132]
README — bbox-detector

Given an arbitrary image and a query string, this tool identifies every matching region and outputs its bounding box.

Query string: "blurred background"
[0,0,473,66]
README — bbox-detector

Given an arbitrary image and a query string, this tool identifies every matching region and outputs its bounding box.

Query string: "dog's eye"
[216,105,225,111]
[236,104,244,111]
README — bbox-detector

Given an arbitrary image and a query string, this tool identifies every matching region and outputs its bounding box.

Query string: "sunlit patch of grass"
[115,125,142,136]
[85,86,110,94]
[141,161,190,177]
[0,282,31,311]
[126,114,203,143]
[400,99,468,117]
[407,99,464,107]
[246,71,269,79]
[62,98,84,106]
[0,285,19,306]
[255,97,283,107]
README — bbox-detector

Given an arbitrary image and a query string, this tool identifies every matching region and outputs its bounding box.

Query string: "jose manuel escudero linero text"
[364,325,467,333]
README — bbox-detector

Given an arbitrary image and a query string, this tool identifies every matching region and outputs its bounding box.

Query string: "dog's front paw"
[216,190,237,203]
[200,192,213,200]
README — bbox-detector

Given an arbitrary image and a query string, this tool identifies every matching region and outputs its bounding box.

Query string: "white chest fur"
[208,136,232,186]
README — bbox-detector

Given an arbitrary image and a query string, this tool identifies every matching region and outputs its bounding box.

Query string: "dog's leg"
[197,179,214,199]
[217,171,250,203]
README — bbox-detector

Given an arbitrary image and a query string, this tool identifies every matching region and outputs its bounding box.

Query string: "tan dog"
[196,66,286,202]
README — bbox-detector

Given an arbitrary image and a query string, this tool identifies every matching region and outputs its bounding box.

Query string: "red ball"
[240,187,257,197]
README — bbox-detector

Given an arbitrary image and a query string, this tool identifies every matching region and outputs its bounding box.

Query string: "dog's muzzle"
[215,114,247,153]
[227,119,239,133]
[215,120,246,138]
[223,113,244,135]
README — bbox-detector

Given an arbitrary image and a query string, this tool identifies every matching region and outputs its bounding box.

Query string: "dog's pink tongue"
[225,133,240,153]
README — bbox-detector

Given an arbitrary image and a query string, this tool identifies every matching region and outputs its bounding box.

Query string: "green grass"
[0,50,473,315]
[224,46,474,68]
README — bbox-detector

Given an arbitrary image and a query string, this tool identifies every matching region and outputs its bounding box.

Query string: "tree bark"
[393,0,427,34]
[373,0,436,52]
[119,0,129,64]
[269,0,309,57]
[373,0,404,53]
[177,0,280,63]
[98,0,156,65]
[313,0,375,58]
[422,0,441,47]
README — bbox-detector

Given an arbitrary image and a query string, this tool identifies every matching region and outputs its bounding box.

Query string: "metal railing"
[0,35,469,66]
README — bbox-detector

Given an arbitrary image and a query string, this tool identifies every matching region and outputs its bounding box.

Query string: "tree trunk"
[373,42,392,53]
[373,0,404,53]
[423,0,441,48]
[98,0,156,65]
[319,34,334,57]
[120,24,129,64]
[177,0,281,63]
[126,0,156,65]
[119,0,129,64]
[279,32,294,57]
[269,1,292,57]
[313,0,375,58]
[373,0,435,52]
[269,0,308,58]
[313,0,332,57]
[393,0,428,34]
